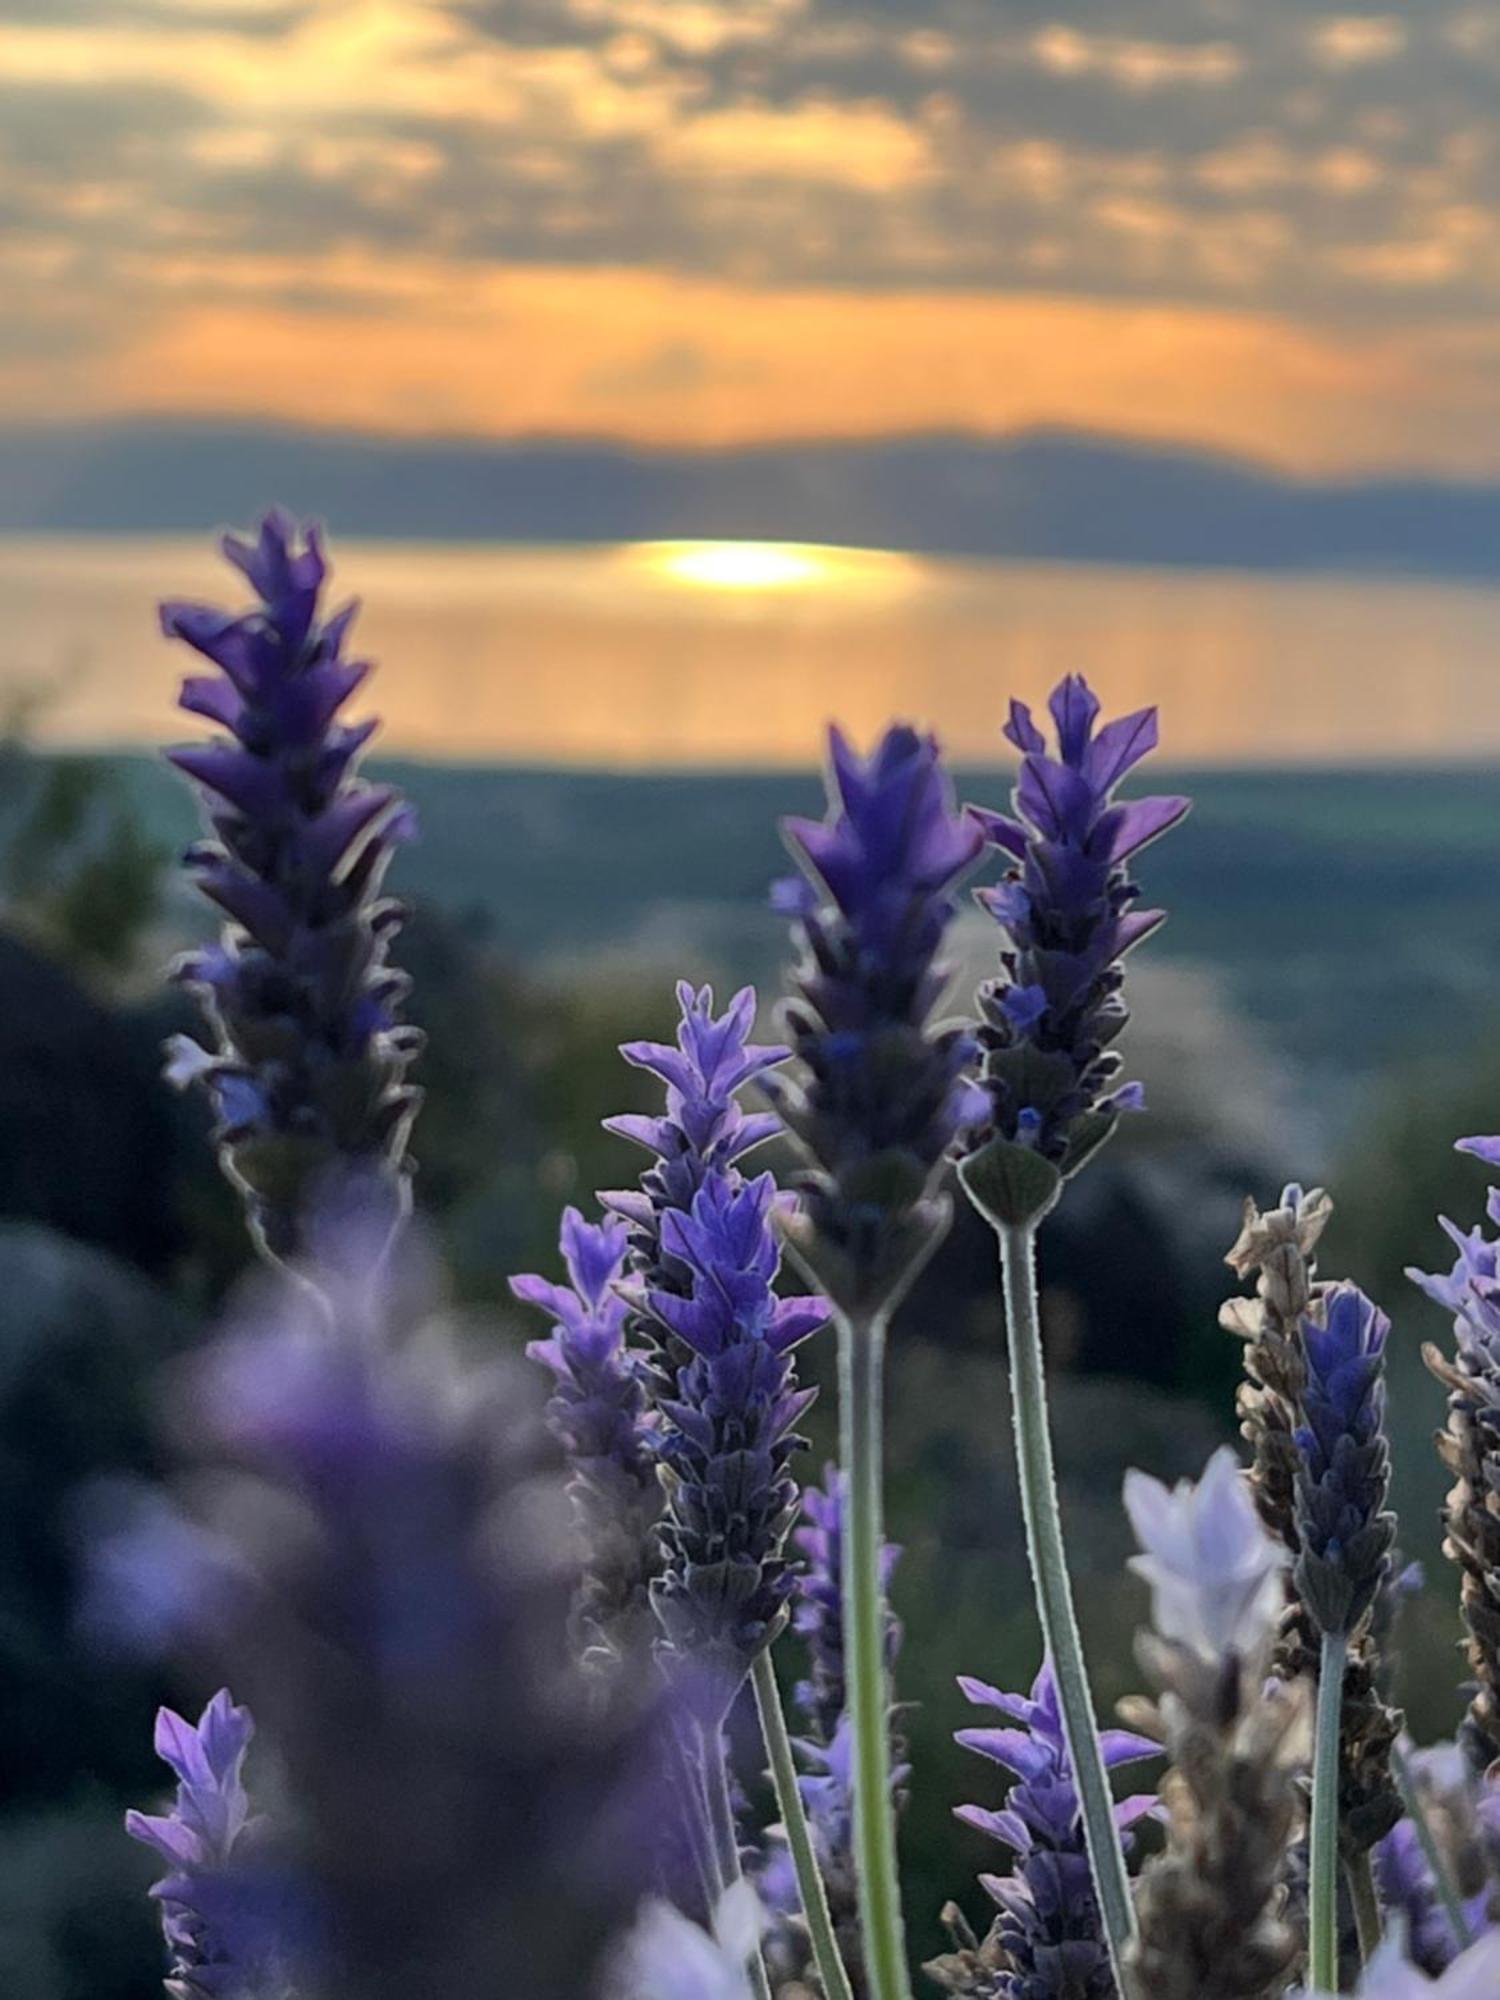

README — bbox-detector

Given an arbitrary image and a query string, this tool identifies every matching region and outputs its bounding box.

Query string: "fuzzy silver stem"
[998,1221,1137,1990]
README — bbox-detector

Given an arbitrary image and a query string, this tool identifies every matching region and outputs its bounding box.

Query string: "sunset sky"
[6,1,1500,474]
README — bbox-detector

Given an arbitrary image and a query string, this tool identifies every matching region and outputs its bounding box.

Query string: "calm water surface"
[2,535,1497,764]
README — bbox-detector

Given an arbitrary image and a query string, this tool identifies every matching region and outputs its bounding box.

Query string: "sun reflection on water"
[626,539,921,596]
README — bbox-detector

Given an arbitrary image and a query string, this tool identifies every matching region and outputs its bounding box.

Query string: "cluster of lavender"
[115,516,1500,2000]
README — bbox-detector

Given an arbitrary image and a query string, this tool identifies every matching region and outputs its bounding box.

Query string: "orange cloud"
[4,261,1491,476]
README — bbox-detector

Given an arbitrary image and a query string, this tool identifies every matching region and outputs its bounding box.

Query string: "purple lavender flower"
[512,1206,660,1667]
[1409,1169,1500,1771]
[143,1214,660,2000]
[647,1169,825,1710]
[599,981,826,1703]
[1375,1799,1490,1979]
[603,981,788,1314]
[951,1662,1158,1999]
[126,1690,290,2000]
[792,1464,902,1750]
[770,724,985,1310]
[1293,1281,1397,1638]
[959,676,1188,1224]
[162,512,421,1262]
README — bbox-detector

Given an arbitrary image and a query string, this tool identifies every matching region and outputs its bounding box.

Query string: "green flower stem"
[1347,1851,1381,1971]
[1391,1739,1474,1954]
[998,1221,1137,1991]
[700,1719,774,2000]
[1310,1629,1349,1995]
[752,1649,857,2000]
[838,1305,913,2000]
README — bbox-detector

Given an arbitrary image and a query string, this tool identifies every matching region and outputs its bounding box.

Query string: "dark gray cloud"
[6,0,1500,332]
[0,0,311,30]
[327,1,1496,316]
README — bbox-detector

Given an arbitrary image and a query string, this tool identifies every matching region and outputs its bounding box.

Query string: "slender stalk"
[1347,1852,1381,1970]
[752,1649,857,2000]
[997,1222,1135,1990]
[1311,1630,1350,1995]
[838,1307,913,2000]
[671,1720,726,1914]
[1390,1739,1474,1954]
[700,1719,774,2000]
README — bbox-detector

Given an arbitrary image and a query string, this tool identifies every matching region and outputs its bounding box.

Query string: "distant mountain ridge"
[4,418,1500,580]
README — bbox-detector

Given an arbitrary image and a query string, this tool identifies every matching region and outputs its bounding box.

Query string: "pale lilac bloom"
[1123,1445,1286,1665]
[610,1883,764,2000]
[1295,1928,1500,1997]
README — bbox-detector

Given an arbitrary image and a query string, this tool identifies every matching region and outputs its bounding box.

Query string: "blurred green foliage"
[0,710,164,985]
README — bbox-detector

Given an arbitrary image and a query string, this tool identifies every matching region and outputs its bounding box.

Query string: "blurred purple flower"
[126,1690,292,2000]
[791,1464,901,1749]
[953,1662,1158,1999]
[1410,1173,1500,1772]
[960,676,1188,1216]
[162,512,421,1262]
[133,1213,661,2000]
[1295,1927,1500,1998]
[1375,1780,1492,1982]
[512,1206,661,1667]
[770,724,985,1310]
[610,1883,764,2000]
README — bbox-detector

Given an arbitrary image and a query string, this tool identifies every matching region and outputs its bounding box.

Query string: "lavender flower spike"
[163,512,421,1262]
[1123,1448,1305,2000]
[771,723,985,1311]
[1293,1280,1397,1990]
[648,1168,825,1708]
[929,1662,1158,1999]
[1294,1281,1397,1641]
[959,674,1188,1228]
[603,980,789,1309]
[774,727,981,2000]
[512,1206,660,1669]
[602,980,851,2000]
[126,1690,289,2000]
[1410,1162,1500,1772]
